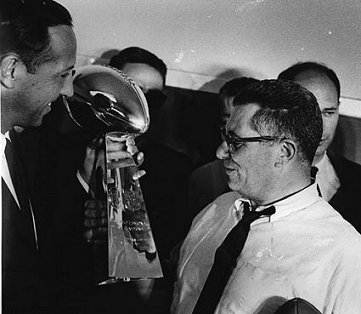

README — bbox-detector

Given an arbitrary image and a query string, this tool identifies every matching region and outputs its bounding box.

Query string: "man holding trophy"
[1,0,159,312]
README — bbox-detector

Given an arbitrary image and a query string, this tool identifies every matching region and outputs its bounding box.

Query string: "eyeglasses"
[220,128,285,154]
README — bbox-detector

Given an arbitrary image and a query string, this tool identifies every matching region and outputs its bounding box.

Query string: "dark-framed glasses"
[220,128,285,154]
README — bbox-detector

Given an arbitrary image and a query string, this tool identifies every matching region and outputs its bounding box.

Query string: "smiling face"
[293,71,339,164]
[216,103,279,203]
[13,25,77,128]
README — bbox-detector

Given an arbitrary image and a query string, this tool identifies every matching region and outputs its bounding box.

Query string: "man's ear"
[1,54,23,89]
[274,139,297,167]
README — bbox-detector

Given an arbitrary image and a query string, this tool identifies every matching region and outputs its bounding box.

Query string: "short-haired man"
[1,1,76,311]
[278,61,361,233]
[109,46,167,87]
[171,80,361,314]
[1,1,139,312]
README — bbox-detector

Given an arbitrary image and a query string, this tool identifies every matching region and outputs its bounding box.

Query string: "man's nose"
[216,141,230,160]
[60,75,74,97]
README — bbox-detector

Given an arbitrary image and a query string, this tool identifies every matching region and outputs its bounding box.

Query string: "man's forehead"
[295,73,339,109]
[48,25,77,67]
[294,71,338,94]
[121,62,164,91]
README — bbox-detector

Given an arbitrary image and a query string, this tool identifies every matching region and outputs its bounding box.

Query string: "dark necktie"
[311,166,322,197]
[192,203,275,314]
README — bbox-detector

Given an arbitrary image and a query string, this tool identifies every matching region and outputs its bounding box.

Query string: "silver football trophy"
[63,65,163,283]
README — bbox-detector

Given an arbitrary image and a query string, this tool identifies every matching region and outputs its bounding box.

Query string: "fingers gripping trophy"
[63,65,163,283]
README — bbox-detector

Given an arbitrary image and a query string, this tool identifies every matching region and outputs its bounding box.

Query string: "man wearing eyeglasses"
[171,79,361,314]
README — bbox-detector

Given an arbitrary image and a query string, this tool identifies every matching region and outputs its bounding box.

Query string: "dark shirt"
[137,136,193,261]
[327,151,361,233]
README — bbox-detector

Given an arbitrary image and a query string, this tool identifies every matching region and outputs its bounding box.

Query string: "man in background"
[109,47,193,263]
[278,61,361,233]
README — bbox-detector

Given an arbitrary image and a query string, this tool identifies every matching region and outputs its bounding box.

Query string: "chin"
[227,180,239,193]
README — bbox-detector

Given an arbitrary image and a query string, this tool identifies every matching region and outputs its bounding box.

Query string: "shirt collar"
[233,183,320,222]
[313,151,340,201]
[314,152,328,170]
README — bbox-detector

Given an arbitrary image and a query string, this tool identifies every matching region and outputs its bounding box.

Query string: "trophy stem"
[105,132,163,281]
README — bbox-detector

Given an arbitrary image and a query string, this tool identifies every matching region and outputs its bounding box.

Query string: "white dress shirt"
[172,184,361,314]
[314,153,340,201]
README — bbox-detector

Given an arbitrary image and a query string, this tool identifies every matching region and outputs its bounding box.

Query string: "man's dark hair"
[278,61,340,100]
[0,0,73,74]
[217,77,259,126]
[109,47,167,84]
[234,79,323,164]
[219,77,259,99]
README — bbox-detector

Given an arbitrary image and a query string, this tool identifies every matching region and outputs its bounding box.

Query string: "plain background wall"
[58,0,361,164]
[60,1,360,98]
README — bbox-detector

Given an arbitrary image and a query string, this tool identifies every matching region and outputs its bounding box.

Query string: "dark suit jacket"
[328,151,361,233]
[15,124,96,312]
[2,139,52,313]
[137,136,193,261]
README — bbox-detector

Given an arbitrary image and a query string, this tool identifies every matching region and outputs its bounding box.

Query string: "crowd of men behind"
[1,0,361,313]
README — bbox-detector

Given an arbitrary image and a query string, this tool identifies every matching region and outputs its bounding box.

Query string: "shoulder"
[302,198,359,239]
[319,200,361,250]
[332,228,361,282]
[191,191,241,227]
